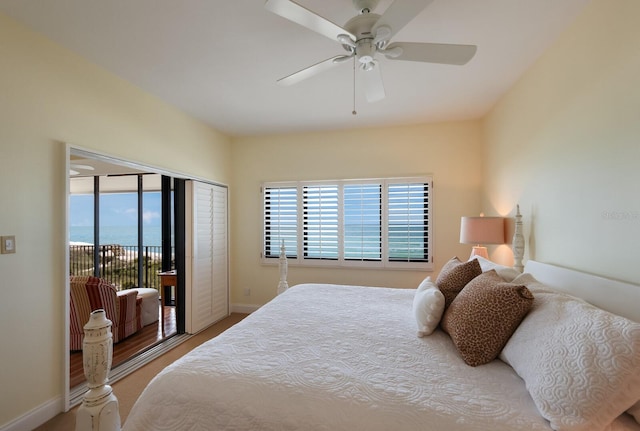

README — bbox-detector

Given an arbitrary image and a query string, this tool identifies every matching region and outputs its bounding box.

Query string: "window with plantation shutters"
[303,185,339,259]
[388,181,430,263]
[262,177,432,270]
[344,183,382,261]
[264,186,297,258]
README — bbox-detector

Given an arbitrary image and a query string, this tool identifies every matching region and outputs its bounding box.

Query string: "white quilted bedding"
[123,284,640,431]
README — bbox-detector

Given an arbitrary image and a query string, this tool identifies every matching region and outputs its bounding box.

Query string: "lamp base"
[469,246,488,260]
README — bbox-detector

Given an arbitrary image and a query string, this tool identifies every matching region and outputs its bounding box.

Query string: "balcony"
[69,244,172,291]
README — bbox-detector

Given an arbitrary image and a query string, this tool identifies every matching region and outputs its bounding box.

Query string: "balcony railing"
[70,244,172,291]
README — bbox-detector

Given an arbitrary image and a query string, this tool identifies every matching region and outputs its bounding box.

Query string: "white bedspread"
[124,284,639,431]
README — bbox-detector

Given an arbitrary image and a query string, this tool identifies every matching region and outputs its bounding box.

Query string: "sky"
[70,192,162,227]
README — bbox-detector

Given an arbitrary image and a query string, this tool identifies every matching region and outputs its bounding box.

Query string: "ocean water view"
[70,225,163,247]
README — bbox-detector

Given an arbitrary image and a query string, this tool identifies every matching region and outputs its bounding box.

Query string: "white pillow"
[500,273,640,431]
[412,277,445,337]
[471,255,521,282]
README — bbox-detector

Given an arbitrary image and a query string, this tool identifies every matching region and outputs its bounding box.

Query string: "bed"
[123,258,640,431]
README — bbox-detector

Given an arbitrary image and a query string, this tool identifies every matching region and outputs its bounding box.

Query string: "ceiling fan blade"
[265,0,355,42]
[373,0,434,40]
[385,42,477,65]
[362,63,385,103]
[277,56,349,86]
[69,164,95,171]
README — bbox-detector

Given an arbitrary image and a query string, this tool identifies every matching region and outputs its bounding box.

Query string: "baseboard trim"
[0,396,62,431]
[231,303,260,314]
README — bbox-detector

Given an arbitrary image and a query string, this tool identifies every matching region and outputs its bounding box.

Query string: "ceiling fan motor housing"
[343,13,384,67]
[344,12,379,43]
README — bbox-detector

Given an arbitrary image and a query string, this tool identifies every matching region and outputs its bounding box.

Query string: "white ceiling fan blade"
[385,42,477,65]
[70,164,95,171]
[362,63,385,103]
[373,0,434,40]
[277,56,349,86]
[265,0,355,42]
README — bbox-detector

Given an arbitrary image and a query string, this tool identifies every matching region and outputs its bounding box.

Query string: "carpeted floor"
[36,313,247,431]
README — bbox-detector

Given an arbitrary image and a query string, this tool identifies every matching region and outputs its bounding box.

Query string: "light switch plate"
[1,236,16,254]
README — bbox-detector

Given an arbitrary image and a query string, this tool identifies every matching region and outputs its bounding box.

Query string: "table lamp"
[459,215,505,260]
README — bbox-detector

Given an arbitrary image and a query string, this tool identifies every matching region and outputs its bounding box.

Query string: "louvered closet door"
[187,181,228,333]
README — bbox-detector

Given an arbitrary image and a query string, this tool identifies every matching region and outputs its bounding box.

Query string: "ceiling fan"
[265,0,477,103]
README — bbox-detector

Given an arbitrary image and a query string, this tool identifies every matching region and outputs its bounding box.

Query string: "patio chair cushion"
[70,276,143,351]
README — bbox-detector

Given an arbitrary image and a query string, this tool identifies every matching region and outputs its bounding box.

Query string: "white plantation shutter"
[344,183,382,261]
[262,177,432,270]
[303,185,339,259]
[210,185,228,321]
[187,181,228,334]
[264,186,298,258]
[387,181,430,263]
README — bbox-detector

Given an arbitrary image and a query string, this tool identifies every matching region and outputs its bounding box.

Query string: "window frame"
[262,177,433,271]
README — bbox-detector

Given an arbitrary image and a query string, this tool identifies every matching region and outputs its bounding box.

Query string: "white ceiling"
[0,0,591,137]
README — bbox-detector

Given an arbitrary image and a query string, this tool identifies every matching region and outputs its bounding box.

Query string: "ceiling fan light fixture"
[337,34,356,48]
[357,40,375,64]
[361,61,375,72]
[373,25,391,46]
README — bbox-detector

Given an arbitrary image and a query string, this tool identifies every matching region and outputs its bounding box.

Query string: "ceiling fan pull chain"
[352,57,357,115]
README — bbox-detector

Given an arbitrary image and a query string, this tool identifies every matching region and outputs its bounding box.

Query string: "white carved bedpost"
[277,240,289,295]
[512,204,525,273]
[75,310,121,431]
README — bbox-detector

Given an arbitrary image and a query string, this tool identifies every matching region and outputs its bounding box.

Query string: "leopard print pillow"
[435,257,482,308]
[441,270,534,367]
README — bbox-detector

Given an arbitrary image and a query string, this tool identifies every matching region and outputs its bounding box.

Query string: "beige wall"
[482,0,640,283]
[230,122,484,306]
[0,12,231,427]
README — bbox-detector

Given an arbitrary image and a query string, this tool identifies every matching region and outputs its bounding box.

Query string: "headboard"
[524,260,640,323]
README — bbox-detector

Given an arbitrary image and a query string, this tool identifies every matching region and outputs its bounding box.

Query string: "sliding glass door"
[69,174,166,289]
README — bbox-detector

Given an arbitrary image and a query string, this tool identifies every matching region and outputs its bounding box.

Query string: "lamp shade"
[459,217,505,245]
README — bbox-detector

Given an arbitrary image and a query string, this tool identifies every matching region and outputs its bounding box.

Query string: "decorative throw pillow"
[412,277,445,337]
[500,273,640,431]
[471,255,521,282]
[441,270,533,366]
[435,257,482,308]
